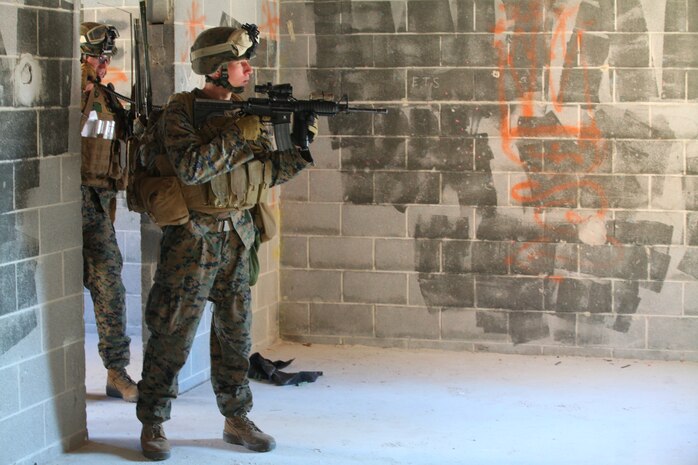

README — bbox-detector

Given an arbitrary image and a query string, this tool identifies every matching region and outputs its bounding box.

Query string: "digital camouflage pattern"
[82,185,130,369]
[137,89,311,425]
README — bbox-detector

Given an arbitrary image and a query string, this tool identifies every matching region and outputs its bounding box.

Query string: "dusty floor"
[45,333,698,465]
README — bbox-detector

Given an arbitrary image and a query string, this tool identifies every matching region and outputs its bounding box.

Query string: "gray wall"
[0,1,87,464]
[278,0,698,361]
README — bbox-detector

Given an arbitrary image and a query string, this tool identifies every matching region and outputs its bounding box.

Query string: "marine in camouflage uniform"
[136,25,315,461]
[80,22,138,402]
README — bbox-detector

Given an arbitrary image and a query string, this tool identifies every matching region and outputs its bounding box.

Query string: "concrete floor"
[45,333,698,465]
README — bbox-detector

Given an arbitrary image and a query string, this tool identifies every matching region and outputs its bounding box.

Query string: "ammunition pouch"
[207,159,273,210]
[134,176,190,227]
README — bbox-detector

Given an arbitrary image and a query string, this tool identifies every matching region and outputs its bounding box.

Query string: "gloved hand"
[291,112,318,148]
[235,114,264,141]
[81,62,97,92]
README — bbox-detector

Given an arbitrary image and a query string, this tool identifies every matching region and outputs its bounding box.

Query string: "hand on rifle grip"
[291,112,318,149]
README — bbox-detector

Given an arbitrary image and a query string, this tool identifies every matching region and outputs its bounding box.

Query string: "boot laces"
[237,414,261,432]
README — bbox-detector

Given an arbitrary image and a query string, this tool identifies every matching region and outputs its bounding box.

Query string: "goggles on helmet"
[81,24,119,55]
[190,23,260,62]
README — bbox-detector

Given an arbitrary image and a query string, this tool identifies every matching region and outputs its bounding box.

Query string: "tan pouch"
[138,176,190,226]
[253,201,277,243]
[81,138,111,177]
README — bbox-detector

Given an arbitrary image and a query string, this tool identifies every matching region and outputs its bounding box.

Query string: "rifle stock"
[192,83,387,150]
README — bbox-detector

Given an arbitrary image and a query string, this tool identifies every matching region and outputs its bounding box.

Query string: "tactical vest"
[80,84,129,189]
[130,91,273,226]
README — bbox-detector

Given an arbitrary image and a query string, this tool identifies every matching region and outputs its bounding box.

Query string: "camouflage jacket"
[160,88,312,248]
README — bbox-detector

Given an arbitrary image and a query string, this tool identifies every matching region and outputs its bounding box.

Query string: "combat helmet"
[80,22,119,58]
[190,24,259,90]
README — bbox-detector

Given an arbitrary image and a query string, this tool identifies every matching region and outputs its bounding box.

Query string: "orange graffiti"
[493,2,618,278]
[181,0,206,63]
[261,0,280,41]
[106,66,128,83]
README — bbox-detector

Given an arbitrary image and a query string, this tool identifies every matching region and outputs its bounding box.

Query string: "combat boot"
[223,414,276,452]
[141,423,171,461]
[106,368,138,402]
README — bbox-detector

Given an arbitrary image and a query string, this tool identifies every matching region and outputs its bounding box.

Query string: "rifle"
[192,82,388,151]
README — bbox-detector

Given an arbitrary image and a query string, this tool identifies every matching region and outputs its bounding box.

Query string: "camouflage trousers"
[137,211,253,425]
[82,185,130,369]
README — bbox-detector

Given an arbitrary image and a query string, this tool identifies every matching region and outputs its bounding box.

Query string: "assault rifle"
[192,83,388,150]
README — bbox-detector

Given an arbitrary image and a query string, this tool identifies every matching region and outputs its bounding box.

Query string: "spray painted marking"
[181,0,206,63]
[261,0,280,41]
[493,1,615,277]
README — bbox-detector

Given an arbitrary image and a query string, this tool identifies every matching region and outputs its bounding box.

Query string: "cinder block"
[477,276,544,310]
[0,263,17,317]
[409,206,470,239]
[509,312,551,344]
[61,154,81,203]
[415,273,474,307]
[310,303,373,336]
[44,389,87,449]
[661,69,686,99]
[440,104,501,137]
[343,271,407,304]
[0,404,44,464]
[0,309,41,366]
[574,0,614,31]
[558,68,602,103]
[18,253,63,309]
[40,203,81,255]
[337,170,375,205]
[315,35,374,68]
[341,69,407,101]
[280,202,340,235]
[375,306,439,339]
[474,69,543,102]
[593,105,651,139]
[475,0,496,32]
[63,247,83,297]
[39,107,69,154]
[613,211,680,245]
[280,170,309,202]
[0,110,36,162]
[341,1,405,33]
[16,158,60,211]
[622,281,682,316]
[579,175,649,209]
[341,137,406,170]
[443,172,497,206]
[651,104,698,140]
[309,237,373,270]
[374,106,440,137]
[608,33,650,67]
[510,242,555,276]
[616,69,658,102]
[19,348,65,408]
[374,35,440,67]
[408,137,474,171]
[577,314,646,348]
[407,0,456,32]
[441,308,509,342]
[616,0,649,32]
[279,35,308,68]
[42,295,83,351]
[38,9,73,58]
[577,32,610,67]
[281,2,341,35]
[255,271,279,309]
[615,140,682,175]
[279,302,309,335]
[651,176,684,211]
[407,70,474,101]
[0,365,19,418]
[663,34,698,67]
[546,277,612,313]
[280,269,341,302]
[342,205,406,237]
[308,170,350,204]
[441,34,497,66]
[475,208,541,242]
[374,172,440,205]
[375,238,439,272]
[328,112,374,137]
[280,236,308,268]
[580,244,648,279]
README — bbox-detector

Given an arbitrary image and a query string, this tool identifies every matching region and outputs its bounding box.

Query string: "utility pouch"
[253,201,277,243]
[81,137,112,178]
[137,176,190,226]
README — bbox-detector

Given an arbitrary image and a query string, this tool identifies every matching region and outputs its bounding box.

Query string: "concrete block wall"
[277,0,698,361]
[0,1,87,464]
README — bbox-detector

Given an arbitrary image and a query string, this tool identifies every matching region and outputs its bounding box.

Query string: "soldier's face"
[85,55,110,80]
[226,59,253,87]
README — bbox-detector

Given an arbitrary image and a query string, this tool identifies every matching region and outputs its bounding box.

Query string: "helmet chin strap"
[206,65,244,94]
